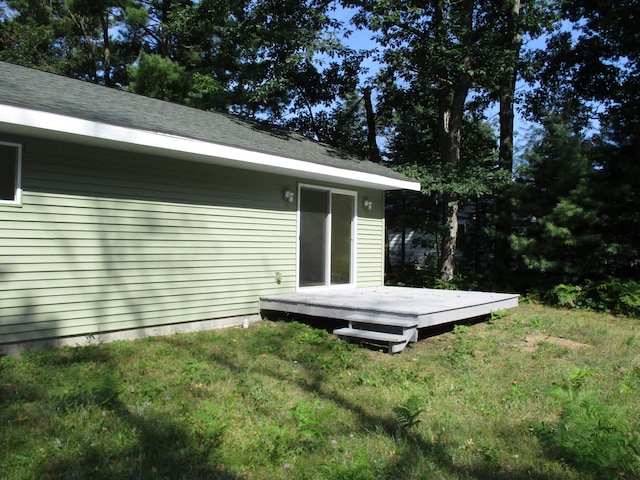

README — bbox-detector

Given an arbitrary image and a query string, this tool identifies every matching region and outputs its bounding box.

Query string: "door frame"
[296,184,358,290]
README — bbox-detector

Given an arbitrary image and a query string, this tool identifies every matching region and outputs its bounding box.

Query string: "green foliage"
[567,366,598,391]
[289,400,333,445]
[357,0,529,281]
[488,309,509,322]
[549,284,583,308]
[592,279,640,317]
[501,381,529,408]
[296,327,329,346]
[512,116,606,284]
[1,0,359,126]
[321,451,374,480]
[262,423,298,461]
[534,363,640,477]
[392,395,424,434]
[127,52,190,102]
[444,324,475,366]
[620,367,640,394]
[522,1,640,289]
[186,73,228,112]
[535,387,640,477]
[545,279,640,317]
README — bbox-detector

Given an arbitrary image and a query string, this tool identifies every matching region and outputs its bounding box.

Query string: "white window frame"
[0,141,22,206]
[296,183,358,290]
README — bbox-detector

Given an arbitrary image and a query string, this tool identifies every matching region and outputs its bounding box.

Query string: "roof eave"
[1,104,421,192]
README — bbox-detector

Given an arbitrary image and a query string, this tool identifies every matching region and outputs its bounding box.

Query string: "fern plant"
[393,395,424,435]
[535,387,640,477]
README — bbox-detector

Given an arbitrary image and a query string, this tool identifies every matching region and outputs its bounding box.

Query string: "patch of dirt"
[518,333,589,352]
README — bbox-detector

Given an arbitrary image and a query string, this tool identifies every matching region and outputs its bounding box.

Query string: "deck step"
[348,323,418,343]
[344,314,418,328]
[344,315,418,343]
[333,327,410,354]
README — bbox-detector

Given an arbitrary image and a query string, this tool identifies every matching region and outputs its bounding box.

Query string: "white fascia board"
[0,104,421,191]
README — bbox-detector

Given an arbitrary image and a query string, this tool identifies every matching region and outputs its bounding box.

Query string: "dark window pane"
[0,145,18,201]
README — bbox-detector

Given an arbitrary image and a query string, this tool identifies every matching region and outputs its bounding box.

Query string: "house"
[0,61,421,353]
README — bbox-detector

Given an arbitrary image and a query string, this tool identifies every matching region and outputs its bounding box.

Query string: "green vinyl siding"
[0,135,386,346]
[0,136,298,345]
[356,190,385,287]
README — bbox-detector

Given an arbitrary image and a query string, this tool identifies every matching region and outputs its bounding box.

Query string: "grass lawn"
[1,302,639,479]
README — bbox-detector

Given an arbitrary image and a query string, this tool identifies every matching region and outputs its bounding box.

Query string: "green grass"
[1,303,639,479]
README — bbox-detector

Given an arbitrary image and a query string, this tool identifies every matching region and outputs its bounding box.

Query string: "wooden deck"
[260,287,519,353]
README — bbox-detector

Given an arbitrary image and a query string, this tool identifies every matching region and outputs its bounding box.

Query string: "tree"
[284,88,372,158]
[511,116,603,284]
[524,0,638,132]
[0,0,75,73]
[2,0,360,126]
[384,88,504,282]
[121,0,363,126]
[492,0,523,279]
[348,0,522,281]
[63,0,127,86]
[1,0,138,85]
[520,0,640,282]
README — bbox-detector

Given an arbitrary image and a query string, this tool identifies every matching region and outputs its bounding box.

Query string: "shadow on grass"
[23,351,236,480]
[37,406,235,480]
[194,321,562,480]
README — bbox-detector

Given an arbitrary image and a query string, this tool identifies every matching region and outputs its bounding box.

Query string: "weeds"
[567,365,598,390]
[444,324,474,366]
[501,381,528,409]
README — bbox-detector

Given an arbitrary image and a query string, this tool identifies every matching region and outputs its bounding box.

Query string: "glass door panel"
[299,188,328,287]
[330,193,353,285]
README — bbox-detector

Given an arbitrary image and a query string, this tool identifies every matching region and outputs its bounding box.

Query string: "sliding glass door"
[299,186,355,288]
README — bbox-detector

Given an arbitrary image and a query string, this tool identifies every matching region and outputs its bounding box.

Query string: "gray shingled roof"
[0,61,416,186]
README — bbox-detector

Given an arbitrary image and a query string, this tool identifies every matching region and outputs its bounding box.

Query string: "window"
[0,142,22,205]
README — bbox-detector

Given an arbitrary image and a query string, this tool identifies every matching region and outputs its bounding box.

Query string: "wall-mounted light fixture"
[363,199,373,210]
[282,188,295,203]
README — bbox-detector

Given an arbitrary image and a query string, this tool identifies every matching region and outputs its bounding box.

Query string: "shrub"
[590,279,640,317]
[548,284,583,308]
[545,279,640,317]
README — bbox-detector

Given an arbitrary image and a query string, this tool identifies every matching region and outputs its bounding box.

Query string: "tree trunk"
[100,12,111,86]
[363,87,382,163]
[159,0,172,58]
[440,197,459,281]
[437,82,469,281]
[494,0,522,279]
[433,0,473,282]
